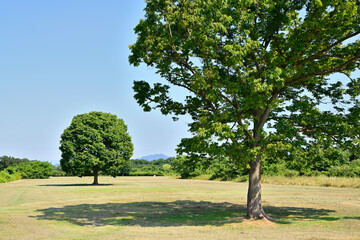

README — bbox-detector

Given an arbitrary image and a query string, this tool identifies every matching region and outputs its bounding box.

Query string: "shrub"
[0,171,21,183]
[208,158,244,181]
[302,170,322,177]
[172,155,205,179]
[264,163,299,177]
[129,171,164,176]
[162,164,172,175]
[6,161,56,179]
[327,160,360,177]
[283,169,300,177]
[52,165,66,176]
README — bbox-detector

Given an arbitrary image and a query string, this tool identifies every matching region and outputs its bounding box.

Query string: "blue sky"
[0,1,191,164]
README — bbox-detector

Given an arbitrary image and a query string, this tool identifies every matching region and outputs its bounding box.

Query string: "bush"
[129,171,164,176]
[264,145,354,175]
[327,160,360,177]
[302,170,322,177]
[162,164,172,175]
[52,165,66,176]
[127,158,174,176]
[0,171,21,183]
[6,161,57,179]
[264,163,299,177]
[283,168,300,177]
[172,155,205,179]
[208,158,245,181]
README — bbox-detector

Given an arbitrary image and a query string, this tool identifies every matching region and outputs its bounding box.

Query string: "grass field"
[0,176,359,239]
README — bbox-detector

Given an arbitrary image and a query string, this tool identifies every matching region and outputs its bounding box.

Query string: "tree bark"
[246,154,273,221]
[92,170,99,185]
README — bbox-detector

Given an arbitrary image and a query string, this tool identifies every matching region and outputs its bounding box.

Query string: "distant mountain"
[137,154,171,161]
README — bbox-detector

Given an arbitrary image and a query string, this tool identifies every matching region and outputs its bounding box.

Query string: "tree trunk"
[246,154,273,221]
[92,170,99,185]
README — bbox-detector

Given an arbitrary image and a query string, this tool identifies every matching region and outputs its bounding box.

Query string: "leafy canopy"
[130,0,360,163]
[60,112,133,178]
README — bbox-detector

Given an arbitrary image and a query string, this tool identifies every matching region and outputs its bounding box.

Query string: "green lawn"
[0,176,359,239]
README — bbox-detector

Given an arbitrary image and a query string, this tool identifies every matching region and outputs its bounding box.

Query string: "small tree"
[60,112,133,185]
[129,0,360,220]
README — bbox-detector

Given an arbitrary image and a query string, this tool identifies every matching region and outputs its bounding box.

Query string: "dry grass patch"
[261,175,360,188]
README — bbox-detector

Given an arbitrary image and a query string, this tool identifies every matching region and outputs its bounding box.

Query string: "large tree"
[60,112,133,185]
[129,0,360,220]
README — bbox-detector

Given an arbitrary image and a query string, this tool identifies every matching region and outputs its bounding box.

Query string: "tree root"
[247,208,275,222]
[259,210,275,222]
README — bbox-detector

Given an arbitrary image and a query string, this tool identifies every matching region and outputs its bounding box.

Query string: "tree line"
[2,148,359,185]
[173,145,360,180]
[107,145,360,179]
[120,158,174,176]
[0,156,64,183]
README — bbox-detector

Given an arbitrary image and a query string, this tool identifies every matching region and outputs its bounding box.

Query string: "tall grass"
[261,175,360,188]
[190,174,360,188]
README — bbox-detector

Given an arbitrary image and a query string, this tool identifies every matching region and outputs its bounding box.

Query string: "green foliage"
[59,112,133,183]
[118,160,132,176]
[171,156,248,180]
[0,155,63,182]
[172,156,205,179]
[162,164,172,174]
[53,165,66,177]
[208,158,246,181]
[327,160,360,177]
[297,145,350,174]
[263,163,299,177]
[0,170,21,183]
[0,156,29,171]
[129,158,174,176]
[5,160,57,179]
[263,145,357,177]
[173,145,358,179]
[301,170,322,177]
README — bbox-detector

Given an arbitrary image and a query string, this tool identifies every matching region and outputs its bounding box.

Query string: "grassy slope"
[0,176,359,240]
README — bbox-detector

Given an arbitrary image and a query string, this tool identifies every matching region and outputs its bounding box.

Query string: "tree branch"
[286,51,360,87]
[164,15,173,38]
[272,35,285,58]
[296,30,360,67]
[232,97,254,141]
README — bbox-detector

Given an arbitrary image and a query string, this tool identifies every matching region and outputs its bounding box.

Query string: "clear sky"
[0,1,191,164]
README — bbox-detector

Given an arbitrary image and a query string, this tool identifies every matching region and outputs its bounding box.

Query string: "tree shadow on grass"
[31,200,337,227]
[264,206,338,224]
[344,216,360,220]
